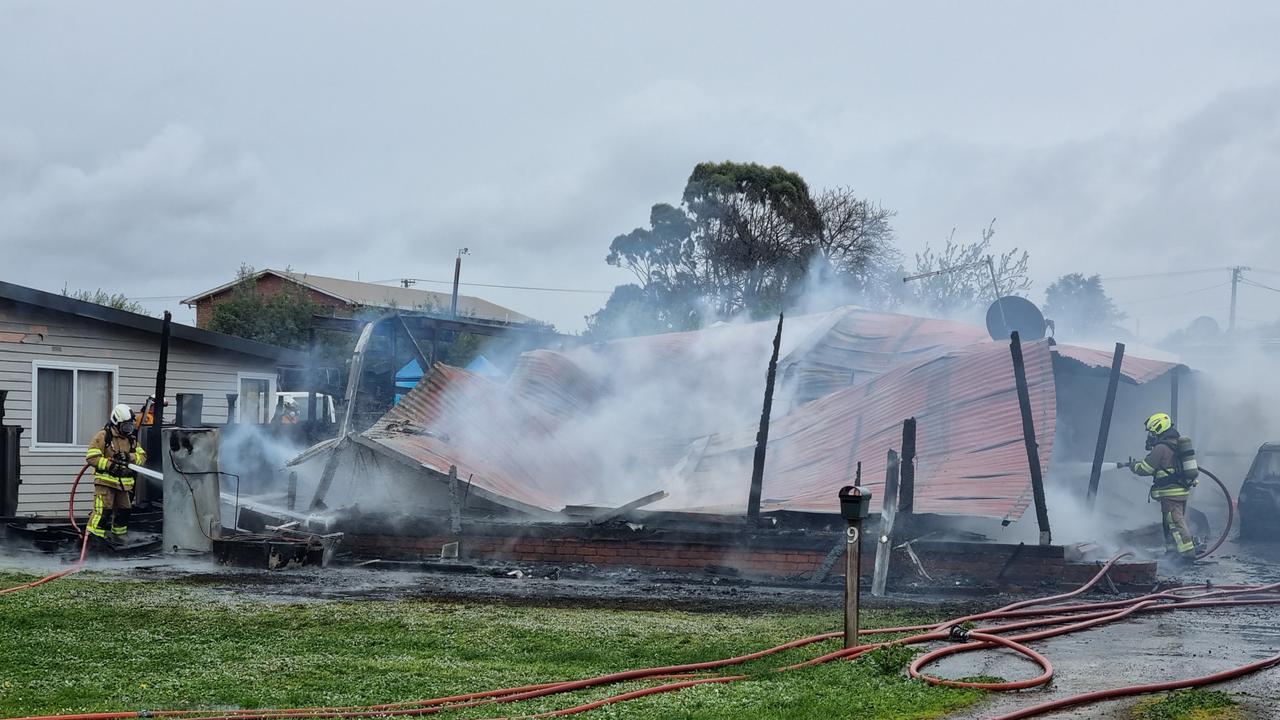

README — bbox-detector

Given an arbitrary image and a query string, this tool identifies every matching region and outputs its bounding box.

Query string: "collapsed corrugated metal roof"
[1051,343,1183,384]
[361,306,1177,521]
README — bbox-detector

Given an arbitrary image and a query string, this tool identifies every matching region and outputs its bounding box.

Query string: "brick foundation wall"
[345,532,1158,589]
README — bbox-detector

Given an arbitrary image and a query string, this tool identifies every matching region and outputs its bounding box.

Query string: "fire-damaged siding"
[0,303,281,516]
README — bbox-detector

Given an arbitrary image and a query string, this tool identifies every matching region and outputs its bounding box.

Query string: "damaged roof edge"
[1050,344,1186,385]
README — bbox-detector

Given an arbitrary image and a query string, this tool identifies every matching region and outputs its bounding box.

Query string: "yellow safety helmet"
[1144,412,1172,435]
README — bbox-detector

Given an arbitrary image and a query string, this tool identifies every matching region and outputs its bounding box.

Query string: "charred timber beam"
[398,315,434,376]
[897,418,916,521]
[589,490,669,523]
[1086,342,1126,510]
[449,465,461,535]
[1009,331,1052,545]
[747,313,784,522]
[142,310,172,504]
[872,450,900,597]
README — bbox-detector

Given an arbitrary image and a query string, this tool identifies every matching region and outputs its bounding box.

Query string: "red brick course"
[345,532,1157,589]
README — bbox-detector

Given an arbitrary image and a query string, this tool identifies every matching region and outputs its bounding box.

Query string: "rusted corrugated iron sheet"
[364,307,1059,521]
[654,338,1055,519]
[1052,344,1181,384]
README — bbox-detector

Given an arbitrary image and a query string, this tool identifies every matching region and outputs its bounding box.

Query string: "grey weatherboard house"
[0,281,304,517]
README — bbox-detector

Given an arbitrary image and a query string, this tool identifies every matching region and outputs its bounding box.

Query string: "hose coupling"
[948,625,972,642]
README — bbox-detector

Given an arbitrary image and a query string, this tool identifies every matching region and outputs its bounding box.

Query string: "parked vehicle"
[1238,443,1280,541]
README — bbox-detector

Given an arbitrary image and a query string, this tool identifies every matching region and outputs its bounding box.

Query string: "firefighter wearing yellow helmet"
[83,404,146,544]
[1128,412,1199,563]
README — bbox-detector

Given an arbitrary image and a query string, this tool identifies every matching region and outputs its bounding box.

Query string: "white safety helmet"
[110,404,136,427]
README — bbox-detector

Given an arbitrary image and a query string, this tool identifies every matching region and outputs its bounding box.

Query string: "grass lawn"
[0,570,987,719]
[1131,690,1242,720]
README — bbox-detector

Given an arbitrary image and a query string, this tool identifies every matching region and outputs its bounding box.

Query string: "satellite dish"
[986,296,1046,341]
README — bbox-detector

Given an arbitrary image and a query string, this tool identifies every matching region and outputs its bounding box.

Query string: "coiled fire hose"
[7,554,1280,720]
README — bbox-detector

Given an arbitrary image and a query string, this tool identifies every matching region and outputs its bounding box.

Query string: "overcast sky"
[3,1,1279,337]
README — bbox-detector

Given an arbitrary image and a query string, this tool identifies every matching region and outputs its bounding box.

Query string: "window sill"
[27,445,91,455]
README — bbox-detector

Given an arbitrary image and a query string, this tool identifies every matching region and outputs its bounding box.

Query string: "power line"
[1117,281,1229,308]
[1240,278,1280,294]
[1100,267,1231,282]
[372,277,612,295]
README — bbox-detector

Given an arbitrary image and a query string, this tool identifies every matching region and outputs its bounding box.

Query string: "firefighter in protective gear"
[1129,412,1197,562]
[83,404,146,543]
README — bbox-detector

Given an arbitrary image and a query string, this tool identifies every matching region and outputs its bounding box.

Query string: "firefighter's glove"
[109,461,133,478]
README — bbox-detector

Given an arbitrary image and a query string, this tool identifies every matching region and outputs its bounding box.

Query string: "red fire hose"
[0,472,1270,719]
[1195,467,1233,560]
[0,465,90,596]
[12,554,1279,720]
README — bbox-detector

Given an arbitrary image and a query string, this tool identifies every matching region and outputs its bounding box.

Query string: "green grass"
[1132,690,1240,720]
[0,570,986,719]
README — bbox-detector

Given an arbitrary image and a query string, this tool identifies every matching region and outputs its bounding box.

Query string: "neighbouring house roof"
[0,280,305,364]
[182,269,535,325]
[360,306,1182,522]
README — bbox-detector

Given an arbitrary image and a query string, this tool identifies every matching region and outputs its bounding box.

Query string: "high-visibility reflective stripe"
[86,449,103,459]
[1165,513,1195,553]
[93,475,134,490]
[110,526,127,535]
[1150,486,1190,498]
[88,495,107,537]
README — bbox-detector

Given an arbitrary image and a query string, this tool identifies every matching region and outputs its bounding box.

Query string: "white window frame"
[236,372,278,424]
[30,360,120,453]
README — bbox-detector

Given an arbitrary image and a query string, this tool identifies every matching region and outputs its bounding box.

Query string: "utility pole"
[451,247,470,318]
[1229,266,1250,333]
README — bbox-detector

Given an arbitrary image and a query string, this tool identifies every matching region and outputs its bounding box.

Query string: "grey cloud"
[2,125,267,290]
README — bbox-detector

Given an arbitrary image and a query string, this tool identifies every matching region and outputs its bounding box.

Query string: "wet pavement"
[946,540,1280,719]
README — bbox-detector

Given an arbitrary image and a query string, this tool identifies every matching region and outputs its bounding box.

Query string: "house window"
[238,373,276,424]
[32,362,117,448]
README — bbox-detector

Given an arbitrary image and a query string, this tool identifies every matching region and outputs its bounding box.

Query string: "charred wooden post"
[872,449,900,597]
[897,418,916,524]
[1086,342,1126,510]
[286,471,298,511]
[1009,331,1051,545]
[747,313,784,522]
[142,311,172,504]
[449,464,462,535]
